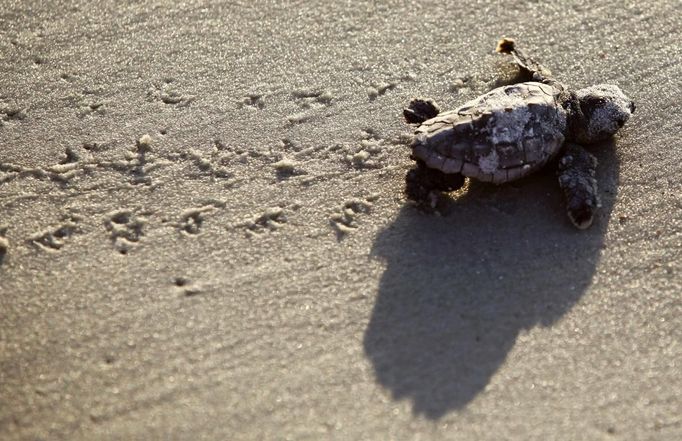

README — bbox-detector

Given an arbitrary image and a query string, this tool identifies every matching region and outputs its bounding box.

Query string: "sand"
[1,1,680,439]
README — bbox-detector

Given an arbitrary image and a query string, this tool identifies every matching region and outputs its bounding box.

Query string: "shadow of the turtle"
[363,141,618,418]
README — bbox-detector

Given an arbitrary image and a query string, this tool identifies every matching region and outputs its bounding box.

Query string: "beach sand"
[1,1,680,439]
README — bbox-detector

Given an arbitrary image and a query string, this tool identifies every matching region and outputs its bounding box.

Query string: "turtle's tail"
[495,37,554,83]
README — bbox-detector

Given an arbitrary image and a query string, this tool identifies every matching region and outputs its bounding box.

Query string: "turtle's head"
[574,84,635,143]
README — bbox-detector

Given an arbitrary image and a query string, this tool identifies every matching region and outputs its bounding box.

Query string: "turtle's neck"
[561,89,589,143]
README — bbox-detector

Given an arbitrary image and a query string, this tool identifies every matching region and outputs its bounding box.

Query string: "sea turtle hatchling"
[403,38,635,229]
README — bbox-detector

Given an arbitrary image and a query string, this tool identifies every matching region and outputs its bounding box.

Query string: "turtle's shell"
[410,82,568,183]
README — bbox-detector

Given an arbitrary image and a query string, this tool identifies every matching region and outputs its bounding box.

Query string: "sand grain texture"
[1,1,680,440]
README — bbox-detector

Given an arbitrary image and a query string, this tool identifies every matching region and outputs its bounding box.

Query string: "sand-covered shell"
[410,82,568,183]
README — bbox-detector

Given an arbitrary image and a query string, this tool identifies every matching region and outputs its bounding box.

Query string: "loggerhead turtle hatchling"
[403,38,635,229]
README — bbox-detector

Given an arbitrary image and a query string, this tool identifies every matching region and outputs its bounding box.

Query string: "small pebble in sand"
[137,134,154,151]
[274,159,297,173]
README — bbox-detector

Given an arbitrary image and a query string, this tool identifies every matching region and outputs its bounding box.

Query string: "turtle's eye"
[629,102,636,113]
[617,118,625,128]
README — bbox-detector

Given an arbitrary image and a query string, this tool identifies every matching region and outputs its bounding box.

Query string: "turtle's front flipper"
[496,38,554,83]
[557,143,600,229]
[403,98,440,124]
[406,160,465,210]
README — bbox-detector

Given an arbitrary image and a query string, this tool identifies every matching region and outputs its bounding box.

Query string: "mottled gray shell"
[411,82,568,183]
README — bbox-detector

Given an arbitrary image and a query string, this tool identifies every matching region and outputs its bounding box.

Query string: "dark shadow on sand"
[363,141,618,419]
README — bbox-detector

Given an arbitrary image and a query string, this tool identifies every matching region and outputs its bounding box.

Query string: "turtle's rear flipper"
[496,38,554,83]
[557,143,600,229]
[406,160,464,210]
[404,98,440,124]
